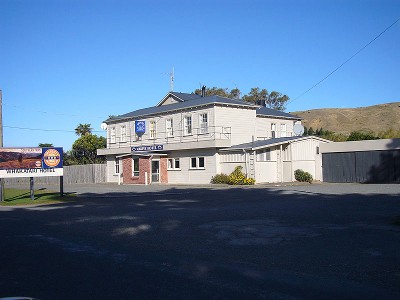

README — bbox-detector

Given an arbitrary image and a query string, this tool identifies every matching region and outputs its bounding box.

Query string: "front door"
[151,160,160,183]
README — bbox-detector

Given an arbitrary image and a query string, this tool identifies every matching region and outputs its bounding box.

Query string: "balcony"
[100,126,232,155]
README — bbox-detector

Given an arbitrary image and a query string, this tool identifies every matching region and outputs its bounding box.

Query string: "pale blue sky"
[1,0,399,150]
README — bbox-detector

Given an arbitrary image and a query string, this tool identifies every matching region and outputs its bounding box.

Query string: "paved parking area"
[1,183,399,299]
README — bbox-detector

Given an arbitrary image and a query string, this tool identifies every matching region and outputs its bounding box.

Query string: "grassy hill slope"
[291,102,400,135]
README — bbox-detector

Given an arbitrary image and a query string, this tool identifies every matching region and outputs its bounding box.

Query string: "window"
[166,118,174,137]
[167,158,180,170]
[199,113,208,134]
[256,149,271,161]
[132,158,139,176]
[110,127,116,143]
[115,158,120,174]
[120,125,126,142]
[184,115,192,135]
[271,123,276,138]
[190,157,205,169]
[149,120,156,139]
[280,124,287,137]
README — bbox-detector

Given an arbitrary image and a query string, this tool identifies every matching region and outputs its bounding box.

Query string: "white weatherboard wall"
[255,161,278,183]
[167,149,218,184]
[214,106,256,145]
[106,155,121,183]
[256,117,295,138]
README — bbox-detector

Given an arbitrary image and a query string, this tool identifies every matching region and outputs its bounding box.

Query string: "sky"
[1,0,399,150]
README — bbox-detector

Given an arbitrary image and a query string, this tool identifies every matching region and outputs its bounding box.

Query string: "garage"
[320,139,400,183]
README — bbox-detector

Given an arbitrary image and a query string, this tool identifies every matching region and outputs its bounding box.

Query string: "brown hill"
[291,102,400,135]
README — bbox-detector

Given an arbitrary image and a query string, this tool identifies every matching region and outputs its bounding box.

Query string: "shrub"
[210,173,230,184]
[211,166,255,185]
[294,169,313,183]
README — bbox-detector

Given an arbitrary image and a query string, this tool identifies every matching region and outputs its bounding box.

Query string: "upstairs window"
[166,118,174,137]
[184,115,192,135]
[280,124,287,138]
[271,123,276,138]
[120,125,127,142]
[199,113,208,134]
[110,127,116,143]
[149,120,156,139]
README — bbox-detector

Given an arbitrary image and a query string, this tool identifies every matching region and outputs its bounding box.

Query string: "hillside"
[291,102,400,135]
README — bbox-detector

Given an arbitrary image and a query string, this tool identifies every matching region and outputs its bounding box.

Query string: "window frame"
[199,113,208,134]
[110,127,116,144]
[115,157,120,174]
[149,120,157,139]
[167,158,181,170]
[132,157,140,177]
[190,156,205,170]
[166,118,174,137]
[120,125,127,143]
[256,149,271,162]
[184,115,192,135]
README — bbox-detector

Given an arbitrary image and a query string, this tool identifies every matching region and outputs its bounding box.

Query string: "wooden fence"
[5,164,106,185]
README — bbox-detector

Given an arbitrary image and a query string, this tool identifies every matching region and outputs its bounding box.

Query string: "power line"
[290,16,400,103]
[3,102,105,119]
[4,125,103,134]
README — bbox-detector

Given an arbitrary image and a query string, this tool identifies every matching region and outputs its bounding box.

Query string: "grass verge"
[1,188,76,206]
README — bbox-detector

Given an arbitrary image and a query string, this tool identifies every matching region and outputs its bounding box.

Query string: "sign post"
[30,177,34,200]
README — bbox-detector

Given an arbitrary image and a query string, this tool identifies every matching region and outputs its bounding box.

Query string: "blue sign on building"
[135,120,146,135]
[131,145,163,152]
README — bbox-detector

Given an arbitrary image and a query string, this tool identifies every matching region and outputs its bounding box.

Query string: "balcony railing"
[107,126,232,148]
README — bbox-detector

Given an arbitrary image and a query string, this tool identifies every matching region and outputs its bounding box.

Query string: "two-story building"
[97,91,329,184]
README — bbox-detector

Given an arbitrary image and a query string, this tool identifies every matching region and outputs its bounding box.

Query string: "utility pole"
[0,90,4,202]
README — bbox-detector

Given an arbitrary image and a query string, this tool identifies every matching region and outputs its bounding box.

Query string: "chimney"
[201,85,206,97]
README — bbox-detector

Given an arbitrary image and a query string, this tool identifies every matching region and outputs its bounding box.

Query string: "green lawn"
[1,188,76,206]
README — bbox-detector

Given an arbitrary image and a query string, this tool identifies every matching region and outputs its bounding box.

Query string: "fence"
[4,164,106,185]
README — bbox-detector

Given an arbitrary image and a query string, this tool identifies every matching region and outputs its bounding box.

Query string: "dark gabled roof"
[106,94,257,122]
[170,92,202,101]
[256,106,302,120]
[221,136,308,151]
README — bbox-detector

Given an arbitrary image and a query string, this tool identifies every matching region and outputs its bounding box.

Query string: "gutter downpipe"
[243,149,248,177]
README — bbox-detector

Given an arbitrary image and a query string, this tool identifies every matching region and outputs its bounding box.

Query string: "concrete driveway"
[0,183,399,299]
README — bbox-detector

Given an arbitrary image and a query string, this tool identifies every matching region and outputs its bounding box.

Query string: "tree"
[194,86,241,98]
[75,123,93,136]
[70,134,106,164]
[347,131,379,141]
[38,143,53,147]
[308,127,315,135]
[195,86,290,111]
[303,126,308,136]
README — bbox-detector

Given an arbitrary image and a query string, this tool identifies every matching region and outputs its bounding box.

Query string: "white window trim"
[189,157,205,170]
[114,158,120,174]
[184,115,192,136]
[166,118,174,138]
[120,125,127,143]
[167,158,181,170]
[149,120,157,139]
[110,127,116,144]
[132,157,139,177]
[199,113,208,134]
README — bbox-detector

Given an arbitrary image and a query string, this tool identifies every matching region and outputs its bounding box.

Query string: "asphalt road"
[0,183,399,299]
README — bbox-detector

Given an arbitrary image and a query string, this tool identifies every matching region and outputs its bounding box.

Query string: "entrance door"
[151,160,160,183]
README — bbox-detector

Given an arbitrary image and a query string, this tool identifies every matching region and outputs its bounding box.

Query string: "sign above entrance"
[131,145,163,152]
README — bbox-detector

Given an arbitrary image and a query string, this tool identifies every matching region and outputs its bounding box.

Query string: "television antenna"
[162,67,174,91]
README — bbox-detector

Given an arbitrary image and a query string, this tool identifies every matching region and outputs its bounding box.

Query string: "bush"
[210,173,230,184]
[294,169,313,183]
[211,166,255,185]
